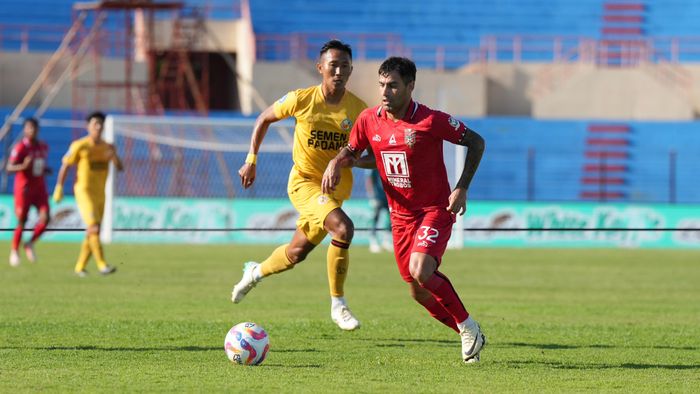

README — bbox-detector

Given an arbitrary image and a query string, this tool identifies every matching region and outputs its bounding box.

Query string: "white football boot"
[369,238,382,253]
[9,250,20,267]
[464,352,481,364]
[331,305,361,331]
[381,238,394,252]
[24,243,36,263]
[231,261,260,304]
[100,265,117,275]
[460,319,486,363]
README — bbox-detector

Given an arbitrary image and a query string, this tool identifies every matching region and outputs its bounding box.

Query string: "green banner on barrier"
[459,202,700,248]
[1,195,698,248]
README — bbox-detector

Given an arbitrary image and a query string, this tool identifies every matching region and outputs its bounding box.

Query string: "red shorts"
[391,209,455,283]
[15,190,49,221]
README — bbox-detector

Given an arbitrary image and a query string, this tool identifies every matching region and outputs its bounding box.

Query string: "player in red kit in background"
[322,57,487,363]
[6,118,51,266]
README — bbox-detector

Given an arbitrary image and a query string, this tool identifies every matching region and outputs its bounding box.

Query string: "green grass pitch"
[1,242,699,392]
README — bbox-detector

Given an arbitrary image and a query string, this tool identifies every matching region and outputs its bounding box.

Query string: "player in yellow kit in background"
[52,111,124,277]
[231,40,367,330]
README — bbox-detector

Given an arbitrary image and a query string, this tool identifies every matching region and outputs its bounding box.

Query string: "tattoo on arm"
[455,127,485,190]
[336,145,361,168]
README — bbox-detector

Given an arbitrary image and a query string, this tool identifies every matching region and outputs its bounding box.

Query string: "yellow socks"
[87,233,108,270]
[327,239,350,297]
[74,237,92,273]
[259,244,295,277]
[257,239,350,297]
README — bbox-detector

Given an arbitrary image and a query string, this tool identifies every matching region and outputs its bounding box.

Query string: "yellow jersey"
[63,136,114,196]
[273,85,367,197]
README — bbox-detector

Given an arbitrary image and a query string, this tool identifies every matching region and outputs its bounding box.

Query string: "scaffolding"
[71,0,210,116]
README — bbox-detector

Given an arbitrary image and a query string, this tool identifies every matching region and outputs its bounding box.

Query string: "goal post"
[102,114,295,243]
[102,115,115,243]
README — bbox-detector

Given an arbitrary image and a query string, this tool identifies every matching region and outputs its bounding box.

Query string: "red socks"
[30,221,48,243]
[12,221,48,250]
[416,295,459,333]
[12,226,22,250]
[420,271,469,326]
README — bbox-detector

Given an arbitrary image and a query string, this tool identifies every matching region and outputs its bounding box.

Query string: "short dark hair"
[23,117,38,127]
[86,111,106,123]
[378,57,417,85]
[319,39,352,60]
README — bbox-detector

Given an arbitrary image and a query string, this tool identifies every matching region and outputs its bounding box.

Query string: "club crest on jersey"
[372,134,381,142]
[317,195,329,205]
[448,116,460,131]
[340,118,352,131]
[404,128,415,148]
[389,134,397,145]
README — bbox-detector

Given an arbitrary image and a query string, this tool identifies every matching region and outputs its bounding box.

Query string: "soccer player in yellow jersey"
[52,111,124,277]
[231,40,367,330]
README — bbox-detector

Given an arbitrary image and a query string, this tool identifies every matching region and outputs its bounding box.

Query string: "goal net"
[105,115,295,199]
[102,114,459,246]
[102,115,299,243]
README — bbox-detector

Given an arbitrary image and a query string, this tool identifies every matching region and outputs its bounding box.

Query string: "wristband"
[245,153,257,165]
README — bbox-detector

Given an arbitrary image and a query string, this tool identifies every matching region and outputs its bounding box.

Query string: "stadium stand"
[5,109,696,203]
[2,1,700,203]
[4,1,700,64]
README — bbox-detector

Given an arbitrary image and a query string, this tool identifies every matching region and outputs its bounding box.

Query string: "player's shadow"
[500,360,700,370]
[501,342,613,350]
[1,345,221,352]
[250,348,322,368]
[0,345,324,369]
[364,337,454,348]
[261,363,322,369]
[501,342,698,351]
[497,342,700,371]
[272,348,321,353]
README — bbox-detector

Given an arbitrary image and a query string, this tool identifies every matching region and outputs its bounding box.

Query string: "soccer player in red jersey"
[6,118,51,266]
[322,57,487,363]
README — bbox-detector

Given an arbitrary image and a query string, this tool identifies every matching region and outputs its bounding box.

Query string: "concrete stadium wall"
[0,52,148,111]
[3,49,700,121]
[252,61,487,116]
[474,62,699,120]
[532,65,694,120]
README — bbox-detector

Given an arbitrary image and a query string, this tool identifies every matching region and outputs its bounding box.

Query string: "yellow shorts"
[287,168,350,245]
[75,191,105,226]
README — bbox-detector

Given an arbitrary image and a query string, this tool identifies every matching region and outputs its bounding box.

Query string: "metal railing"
[6,20,700,68]
[0,23,68,53]
[253,33,700,69]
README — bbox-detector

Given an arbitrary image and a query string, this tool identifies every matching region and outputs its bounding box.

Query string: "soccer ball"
[224,322,270,366]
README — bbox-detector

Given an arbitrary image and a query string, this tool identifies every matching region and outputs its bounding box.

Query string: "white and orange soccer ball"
[224,322,270,366]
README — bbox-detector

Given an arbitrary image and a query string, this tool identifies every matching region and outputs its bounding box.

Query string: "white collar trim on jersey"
[377,101,419,120]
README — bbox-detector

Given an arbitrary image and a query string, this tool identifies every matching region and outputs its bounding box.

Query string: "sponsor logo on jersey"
[277,94,288,104]
[308,130,348,150]
[389,134,397,145]
[404,128,415,149]
[317,195,329,205]
[417,241,429,248]
[340,118,352,131]
[372,134,381,142]
[448,116,460,131]
[380,151,412,188]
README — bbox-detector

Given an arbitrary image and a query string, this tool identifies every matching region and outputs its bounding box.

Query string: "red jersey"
[348,100,468,215]
[10,137,49,195]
